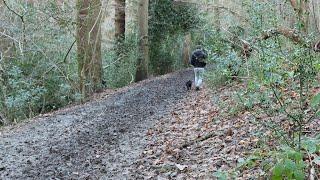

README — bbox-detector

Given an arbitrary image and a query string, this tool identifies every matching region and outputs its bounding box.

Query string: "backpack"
[190,49,207,67]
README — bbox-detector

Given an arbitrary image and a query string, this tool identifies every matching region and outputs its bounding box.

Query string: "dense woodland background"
[0,0,319,122]
[0,0,320,178]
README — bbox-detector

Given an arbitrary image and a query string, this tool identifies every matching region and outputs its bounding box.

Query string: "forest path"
[0,69,194,179]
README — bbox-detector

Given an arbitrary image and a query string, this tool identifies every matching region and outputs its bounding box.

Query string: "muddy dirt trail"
[0,69,194,179]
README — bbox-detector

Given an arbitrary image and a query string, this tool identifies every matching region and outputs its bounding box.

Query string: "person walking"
[190,45,208,91]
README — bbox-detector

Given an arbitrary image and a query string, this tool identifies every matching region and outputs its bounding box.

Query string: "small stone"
[225,136,232,143]
[176,164,188,171]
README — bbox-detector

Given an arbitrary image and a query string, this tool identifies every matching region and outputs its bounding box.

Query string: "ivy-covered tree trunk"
[135,0,149,82]
[115,0,125,60]
[76,0,103,97]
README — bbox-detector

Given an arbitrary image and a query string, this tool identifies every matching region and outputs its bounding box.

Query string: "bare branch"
[254,27,303,44]
[2,0,24,19]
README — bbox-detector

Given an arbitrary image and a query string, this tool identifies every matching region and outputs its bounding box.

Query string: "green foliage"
[203,0,320,179]
[204,31,245,87]
[311,93,320,108]
[271,148,305,180]
[5,64,45,119]
[104,33,138,88]
[213,170,228,180]
[149,0,200,41]
[301,137,320,154]
[205,0,320,149]
[0,1,79,121]
[236,156,260,169]
[149,0,202,75]
[270,138,320,180]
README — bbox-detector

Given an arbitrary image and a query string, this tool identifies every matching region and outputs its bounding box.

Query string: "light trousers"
[194,67,205,88]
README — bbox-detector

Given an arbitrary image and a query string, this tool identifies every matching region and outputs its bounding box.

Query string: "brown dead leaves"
[133,79,320,179]
[132,83,270,179]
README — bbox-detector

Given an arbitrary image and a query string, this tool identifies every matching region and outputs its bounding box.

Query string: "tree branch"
[253,27,303,44]
[251,27,319,52]
[2,0,26,54]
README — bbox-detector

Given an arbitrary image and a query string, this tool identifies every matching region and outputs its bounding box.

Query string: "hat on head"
[195,45,202,50]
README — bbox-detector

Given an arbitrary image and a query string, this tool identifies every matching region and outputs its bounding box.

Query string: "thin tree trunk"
[115,0,125,41]
[76,0,103,97]
[135,0,149,82]
[213,0,220,31]
[0,66,9,125]
[311,0,319,33]
[317,0,320,33]
[114,0,126,62]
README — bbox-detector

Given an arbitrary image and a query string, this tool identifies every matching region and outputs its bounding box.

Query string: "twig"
[270,84,300,124]
[2,0,26,55]
[103,54,127,69]
[228,76,252,79]
[0,31,23,56]
[2,0,23,18]
[41,39,76,88]
[63,39,76,63]
[236,93,292,146]
[0,31,19,43]
[129,72,135,84]
[306,109,319,124]
[180,132,217,149]
[88,3,103,44]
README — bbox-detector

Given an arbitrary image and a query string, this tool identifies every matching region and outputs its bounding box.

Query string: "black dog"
[186,80,192,90]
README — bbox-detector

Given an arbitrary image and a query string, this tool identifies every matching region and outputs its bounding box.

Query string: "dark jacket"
[190,49,207,68]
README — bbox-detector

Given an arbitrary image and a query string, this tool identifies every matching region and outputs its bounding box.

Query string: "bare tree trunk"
[310,0,320,34]
[135,0,149,82]
[76,0,103,97]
